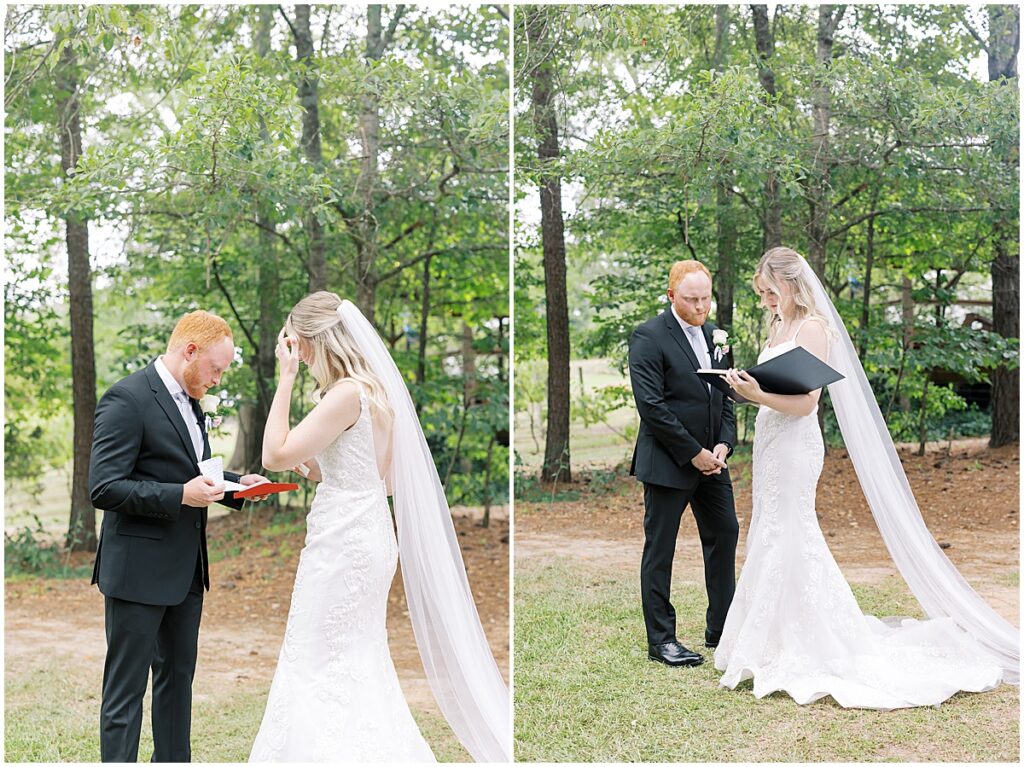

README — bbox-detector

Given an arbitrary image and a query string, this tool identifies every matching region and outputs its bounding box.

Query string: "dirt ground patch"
[5,510,509,718]
[516,442,1019,624]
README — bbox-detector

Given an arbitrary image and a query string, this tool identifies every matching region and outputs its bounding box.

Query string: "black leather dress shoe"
[647,641,704,667]
[705,631,721,648]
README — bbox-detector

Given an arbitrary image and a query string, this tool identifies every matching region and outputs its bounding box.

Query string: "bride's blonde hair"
[285,291,392,421]
[753,247,834,341]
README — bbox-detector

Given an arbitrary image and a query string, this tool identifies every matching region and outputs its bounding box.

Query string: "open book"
[197,457,298,497]
[696,345,844,404]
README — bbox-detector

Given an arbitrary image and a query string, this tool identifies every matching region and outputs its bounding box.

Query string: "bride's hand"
[724,368,763,402]
[276,327,300,379]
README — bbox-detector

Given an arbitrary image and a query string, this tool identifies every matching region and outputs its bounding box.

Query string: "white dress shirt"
[154,356,204,461]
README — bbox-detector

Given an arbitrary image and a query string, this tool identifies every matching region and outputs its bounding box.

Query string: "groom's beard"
[183,361,209,399]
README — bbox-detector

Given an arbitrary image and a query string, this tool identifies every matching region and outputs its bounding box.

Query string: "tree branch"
[277,4,298,40]
[376,245,503,284]
[382,220,425,250]
[827,206,1000,240]
[832,180,869,210]
[963,18,989,53]
[725,185,759,213]
[319,5,333,55]
[211,256,258,351]
[379,5,407,53]
[5,33,63,108]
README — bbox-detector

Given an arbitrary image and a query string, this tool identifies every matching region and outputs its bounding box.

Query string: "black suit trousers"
[100,555,204,763]
[641,479,738,645]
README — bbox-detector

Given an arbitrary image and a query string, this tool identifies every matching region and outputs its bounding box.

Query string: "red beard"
[183,362,206,399]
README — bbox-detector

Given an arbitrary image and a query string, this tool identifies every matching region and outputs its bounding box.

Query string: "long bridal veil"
[338,300,510,762]
[799,256,1019,684]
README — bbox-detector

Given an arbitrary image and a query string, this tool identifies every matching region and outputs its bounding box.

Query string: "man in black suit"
[90,310,269,762]
[628,260,738,667]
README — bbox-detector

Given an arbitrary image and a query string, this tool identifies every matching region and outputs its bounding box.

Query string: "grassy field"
[4,655,466,762]
[514,556,1019,763]
[4,499,500,763]
[515,358,763,471]
[5,426,241,540]
[516,359,637,470]
[5,410,497,762]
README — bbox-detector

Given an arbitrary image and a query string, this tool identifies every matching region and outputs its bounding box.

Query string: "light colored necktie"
[687,325,711,370]
[174,391,203,459]
[687,326,712,394]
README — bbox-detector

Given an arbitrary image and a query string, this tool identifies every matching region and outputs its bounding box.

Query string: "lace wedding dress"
[250,387,436,762]
[714,335,1003,710]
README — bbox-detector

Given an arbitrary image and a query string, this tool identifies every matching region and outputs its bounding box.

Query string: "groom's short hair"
[166,310,233,354]
[668,260,712,291]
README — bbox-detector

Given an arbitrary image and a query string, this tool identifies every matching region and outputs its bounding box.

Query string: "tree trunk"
[480,435,495,529]
[527,8,571,484]
[416,253,432,388]
[807,5,845,278]
[715,182,736,331]
[354,6,392,322]
[252,4,281,475]
[712,7,736,331]
[988,4,1020,447]
[900,275,914,413]
[462,321,477,405]
[917,378,930,456]
[751,4,782,248]
[858,186,880,360]
[294,5,327,292]
[228,404,260,474]
[57,43,97,552]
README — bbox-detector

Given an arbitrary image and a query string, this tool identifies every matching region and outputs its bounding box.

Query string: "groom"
[628,260,738,667]
[89,310,269,762]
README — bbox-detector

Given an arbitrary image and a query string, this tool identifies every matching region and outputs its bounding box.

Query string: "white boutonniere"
[199,394,224,430]
[712,329,730,362]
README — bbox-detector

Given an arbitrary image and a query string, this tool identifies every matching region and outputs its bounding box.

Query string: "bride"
[249,291,509,761]
[714,247,1017,709]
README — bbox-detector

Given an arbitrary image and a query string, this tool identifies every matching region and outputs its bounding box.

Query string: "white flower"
[712,329,729,346]
[199,394,221,414]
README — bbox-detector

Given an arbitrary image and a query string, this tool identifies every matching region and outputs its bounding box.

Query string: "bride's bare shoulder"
[797,316,829,337]
[319,379,362,424]
[795,317,829,360]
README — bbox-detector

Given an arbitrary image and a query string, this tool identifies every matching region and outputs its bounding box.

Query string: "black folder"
[696,345,844,404]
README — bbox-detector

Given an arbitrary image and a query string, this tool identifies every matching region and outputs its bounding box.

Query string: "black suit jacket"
[628,310,737,490]
[89,362,244,605]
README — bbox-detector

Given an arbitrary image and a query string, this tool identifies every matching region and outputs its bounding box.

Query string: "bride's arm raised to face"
[262,378,361,473]
[726,319,830,417]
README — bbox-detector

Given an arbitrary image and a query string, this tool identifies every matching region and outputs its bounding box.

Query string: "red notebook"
[232,482,299,498]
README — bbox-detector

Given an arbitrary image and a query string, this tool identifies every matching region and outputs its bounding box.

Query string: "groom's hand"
[183,476,225,507]
[691,448,726,475]
[712,443,729,467]
[240,473,271,502]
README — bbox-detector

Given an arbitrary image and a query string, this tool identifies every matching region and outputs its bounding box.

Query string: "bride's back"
[317,378,393,488]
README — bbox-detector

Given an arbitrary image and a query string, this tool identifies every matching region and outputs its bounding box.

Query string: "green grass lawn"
[3,658,266,762]
[4,654,466,762]
[515,358,760,471]
[514,556,1020,763]
[5,424,241,541]
[516,359,638,470]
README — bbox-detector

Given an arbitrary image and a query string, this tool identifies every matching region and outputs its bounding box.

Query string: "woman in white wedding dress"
[713,247,1013,710]
[249,291,509,762]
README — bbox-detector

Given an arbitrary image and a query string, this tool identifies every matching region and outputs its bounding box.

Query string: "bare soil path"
[5,509,509,731]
